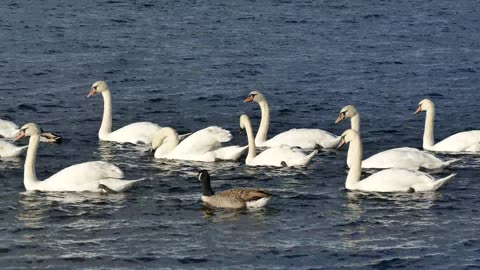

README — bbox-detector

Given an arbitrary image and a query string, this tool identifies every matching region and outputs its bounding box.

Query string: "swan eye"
[93,85,98,90]
[251,94,257,98]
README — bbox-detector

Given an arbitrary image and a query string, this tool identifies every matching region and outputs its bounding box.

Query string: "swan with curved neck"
[239,114,317,167]
[414,99,480,152]
[16,123,141,192]
[151,126,247,162]
[244,91,340,149]
[336,105,457,170]
[338,129,455,192]
[87,81,164,145]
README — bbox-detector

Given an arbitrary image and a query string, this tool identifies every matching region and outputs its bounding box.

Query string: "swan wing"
[213,145,248,161]
[40,161,124,191]
[263,128,339,149]
[105,122,162,145]
[172,126,232,155]
[433,130,480,152]
[0,119,19,139]
[0,140,27,157]
[362,147,445,170]
[355,169,436,192]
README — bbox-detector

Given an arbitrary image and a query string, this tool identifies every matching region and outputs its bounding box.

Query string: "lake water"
[1,0,479,269]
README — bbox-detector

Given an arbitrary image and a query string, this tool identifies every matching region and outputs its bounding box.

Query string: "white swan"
[88,81,164,145]
[415,99,480,152]
[244,91,340,149]
[16,123,141,192]
[338,129,455,192]
[152,126,247,162]
[0,140,28,157]
[336,105,457,170]
[240,114,317,167]
[0,118,61,143]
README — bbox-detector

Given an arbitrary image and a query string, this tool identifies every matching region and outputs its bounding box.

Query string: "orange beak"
[337,138,346,149]
[15,130,26,141]
[243,95,254,103]
[335,113,346,124]
[87,88,96,98]
[413,105,422,115]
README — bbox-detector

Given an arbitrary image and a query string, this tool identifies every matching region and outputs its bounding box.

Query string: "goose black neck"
[201,176,214,196]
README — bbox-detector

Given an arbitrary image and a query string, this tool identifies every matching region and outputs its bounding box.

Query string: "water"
[1,0,480,269]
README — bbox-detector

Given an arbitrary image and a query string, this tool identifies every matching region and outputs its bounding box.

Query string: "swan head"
[151,127,178,150]
[14,123,42,141]
[87,81,109,97]
[337,129,359,149]
[414,99,434,114]
[335,105,358,124]
[239,114,250,129]
[244,90,265,103]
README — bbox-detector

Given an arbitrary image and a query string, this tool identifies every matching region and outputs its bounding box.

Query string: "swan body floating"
[152,126,247,162]
[0,140,28,157]
[244,91,340,149]
[198,170,271,209]
[0,118,61,143]
[338,129,455,192]
[336,105,457,170]
[16,123,141,192]
[240,114,317,167]
[88,81,166,145]
[415,99,480,152]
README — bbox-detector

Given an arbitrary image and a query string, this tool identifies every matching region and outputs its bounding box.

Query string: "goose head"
[15,123,42,141]
[87,81,109,97]
[337,129,359,149]
[198,170,214,196]
[414,99,434,114]
[243,90,265,103]
[335,105,358,124]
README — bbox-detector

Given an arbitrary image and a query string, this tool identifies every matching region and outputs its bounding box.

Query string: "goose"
[87,81,165,145]
[338,129,455,192]
[240,114,317,167]
[198,170,271,209]
[336,105,457,170]
[414,99,480,152]
[244,91,340,149]
[151,126,247,162]
[16,123,141,192]
[0,118,61,143]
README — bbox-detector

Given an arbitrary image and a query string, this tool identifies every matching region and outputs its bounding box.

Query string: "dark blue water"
[1,0,480,269]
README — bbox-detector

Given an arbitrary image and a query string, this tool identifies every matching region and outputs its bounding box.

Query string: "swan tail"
[291,149,318,166]
[432,173,456,191]
[441,158,461,168]
[99,177,145,192]
[214,145,248,161]
[321,137,342,149]
[178,132,192,141]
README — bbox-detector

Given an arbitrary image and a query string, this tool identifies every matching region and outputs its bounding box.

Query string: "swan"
[0,118,61,143]
[198,170,271,209]
[15,123,141,192]
[240,114,317,167]
[244,91,340,149]
[336,105,457,170]
[87,81,165,145]
[338,129,455,192]
[415,99,480,152]
[151,126,247,162]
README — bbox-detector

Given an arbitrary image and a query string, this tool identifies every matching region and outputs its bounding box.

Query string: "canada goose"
[197,170,272,209]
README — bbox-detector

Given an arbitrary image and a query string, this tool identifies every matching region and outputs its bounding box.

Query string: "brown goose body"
[198,171,272,209]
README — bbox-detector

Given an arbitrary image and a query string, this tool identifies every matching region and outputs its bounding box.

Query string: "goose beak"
[87,88,97,98]
[243,95,254,103]
[337,138,346,149]
[413,105,422,115]
[14,130,25,141]
[335,112,346,124]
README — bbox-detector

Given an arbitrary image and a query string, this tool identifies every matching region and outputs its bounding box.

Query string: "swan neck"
[24,135,40,190]
[351,115,360,133]
[99,90,112,138]
[244,118,257,162]
[346,136,362,190]
[423,108,435,149]
[153,129,179,158]
[255,99,270,145]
